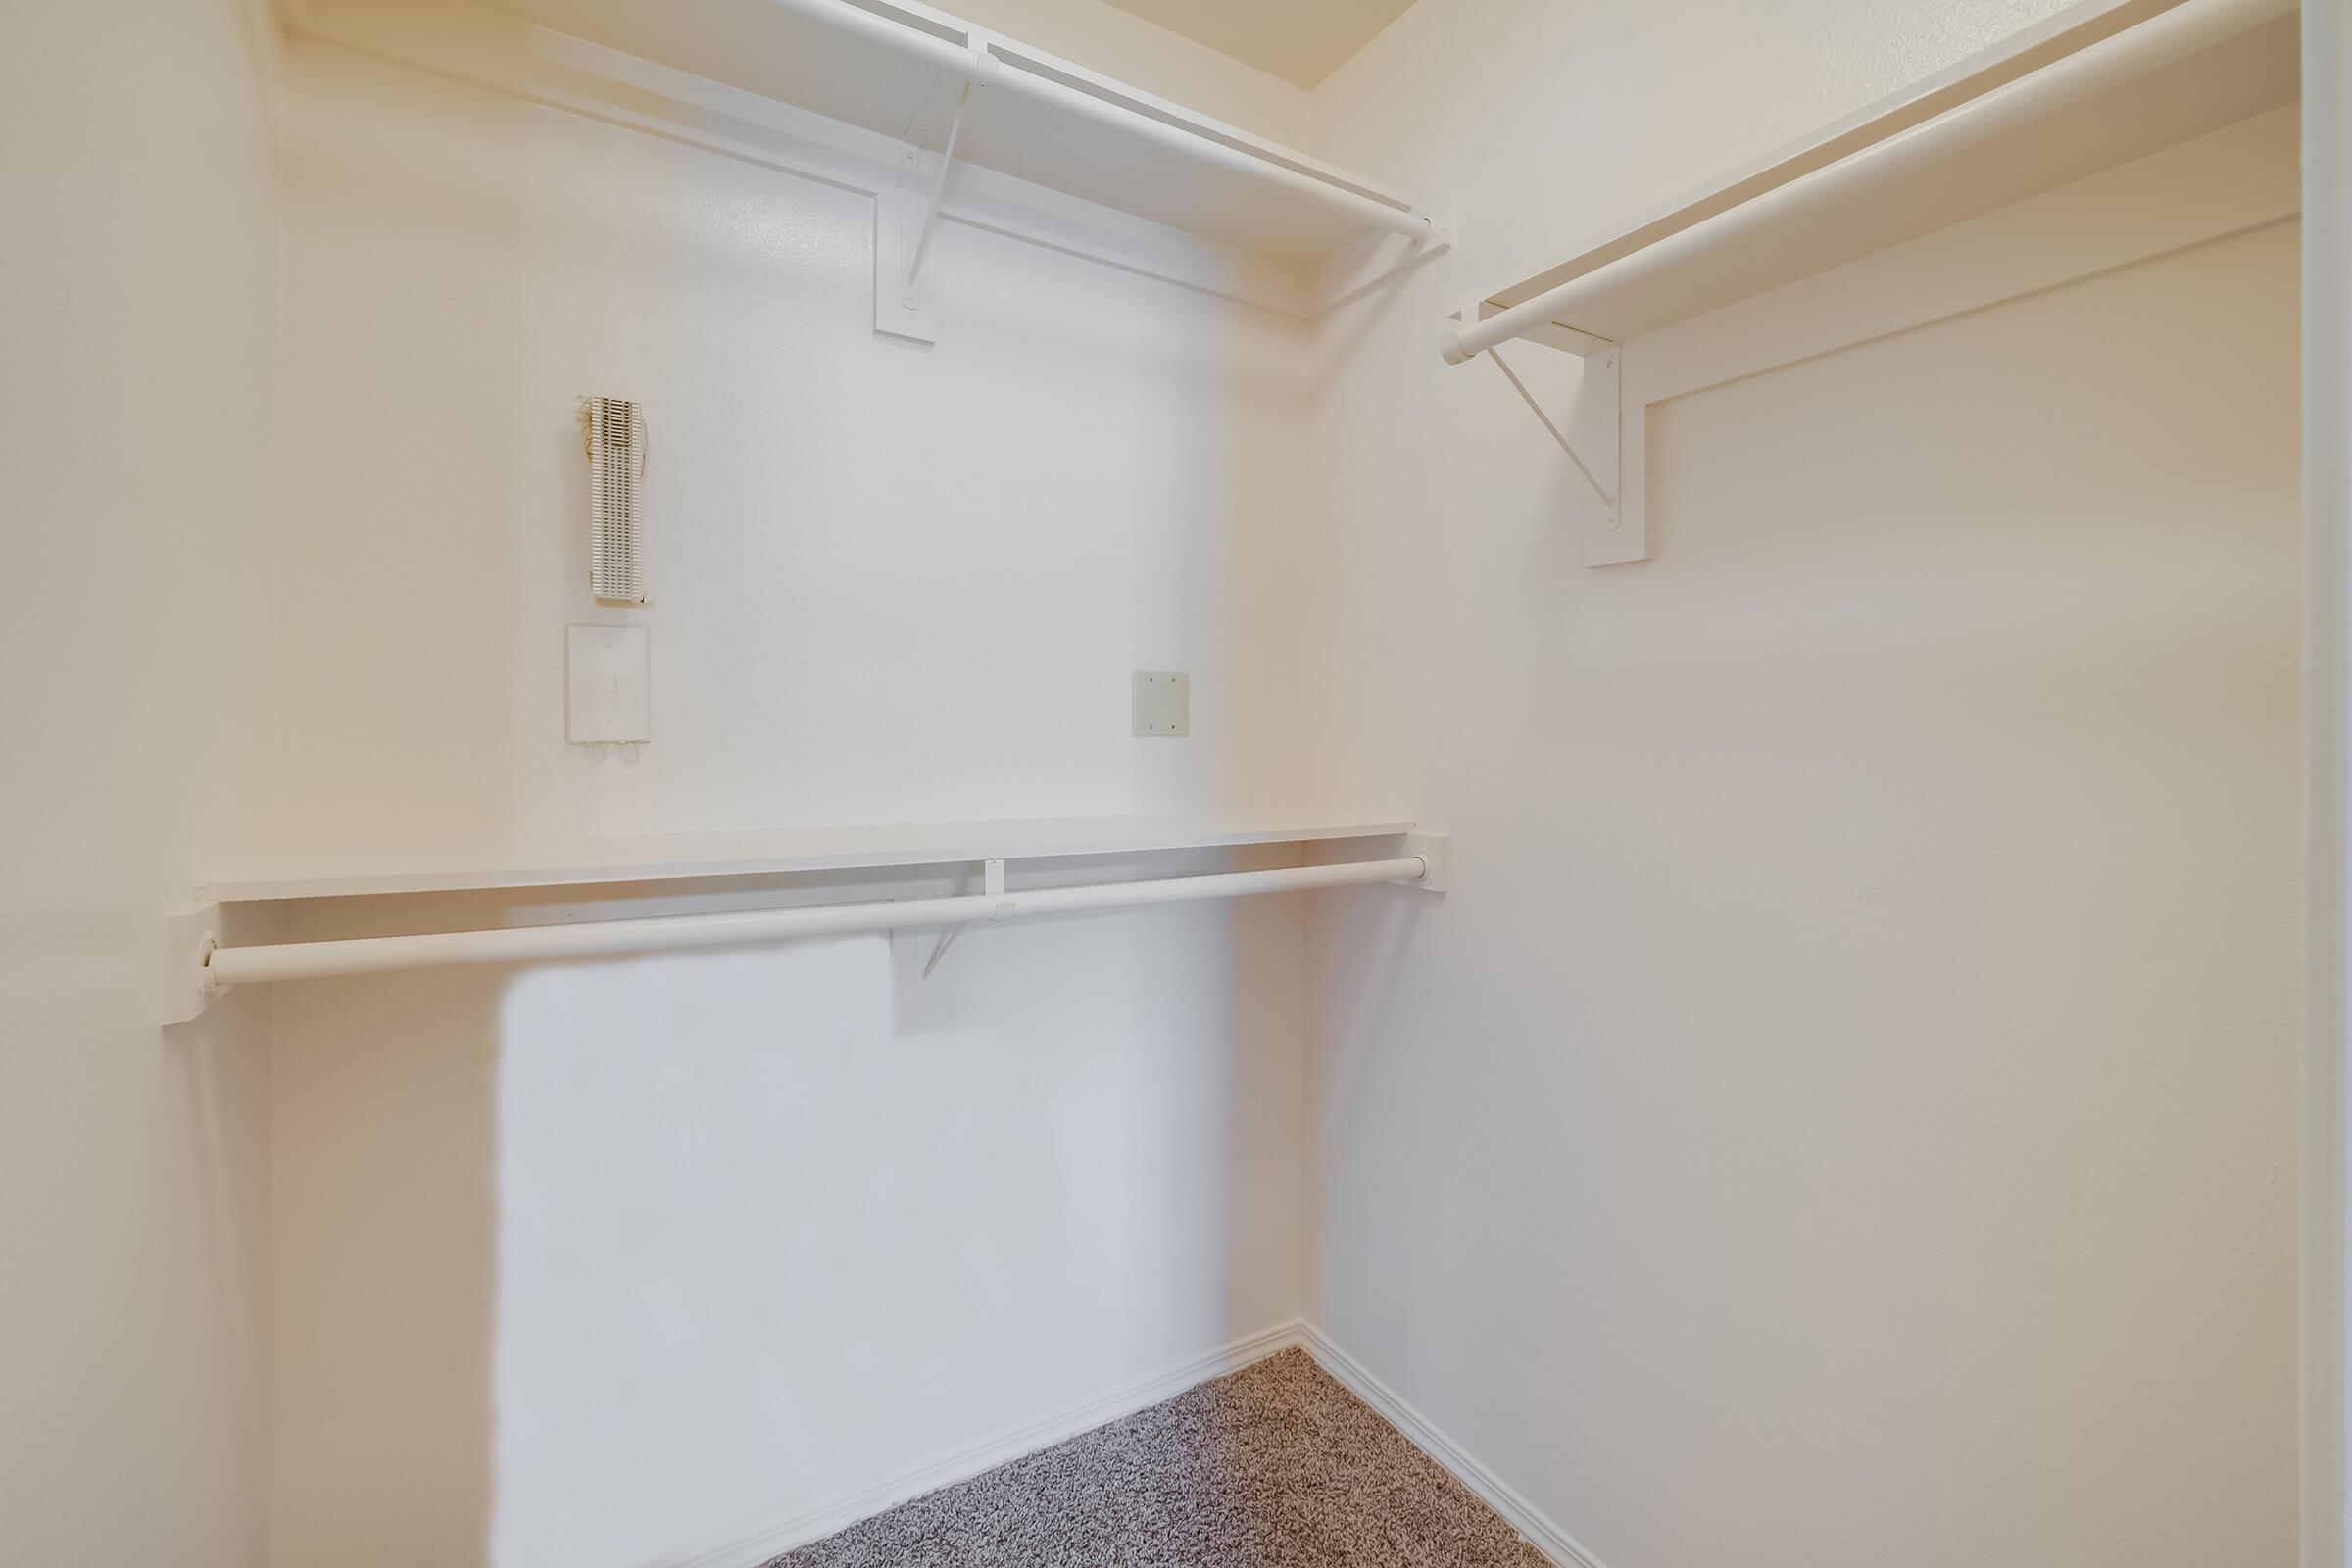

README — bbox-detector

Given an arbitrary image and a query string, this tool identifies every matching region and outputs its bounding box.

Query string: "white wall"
[1299,4,2301,1566]
[0,1,281,1564]
[259,27,1319,1567]
[18,3,2295,1566]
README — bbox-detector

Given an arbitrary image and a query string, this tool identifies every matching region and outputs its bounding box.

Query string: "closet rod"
[773,0,1433,243]
[1440,0,2284,365]
[201,855,1429,988]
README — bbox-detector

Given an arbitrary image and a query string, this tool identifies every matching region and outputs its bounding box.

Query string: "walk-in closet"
[6,0,2344,1564]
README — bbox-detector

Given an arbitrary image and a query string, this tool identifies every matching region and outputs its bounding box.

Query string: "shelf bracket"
[904,75,972,301]
[918,921,963,978]
[922,858,1004,979]
[874,177,939,344]
[1458,304,1647,565]
[1489,345,1612,510]
[878,49,989,345]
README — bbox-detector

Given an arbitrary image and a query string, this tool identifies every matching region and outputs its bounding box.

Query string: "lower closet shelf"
[195,809,1422,902]
[165,811,1446,1019]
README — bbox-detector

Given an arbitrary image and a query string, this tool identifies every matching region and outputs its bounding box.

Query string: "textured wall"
[0,1,281,1564]
[260,29,1318,1568]
[1298,3,2301,1565]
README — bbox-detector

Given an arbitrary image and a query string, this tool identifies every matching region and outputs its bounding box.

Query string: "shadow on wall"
[490,935,1049,1566]
[269,853,1307,1568]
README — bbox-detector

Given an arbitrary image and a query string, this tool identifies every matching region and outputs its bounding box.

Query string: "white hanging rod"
[773,0,1432,244]
[1439,0,2287,365]
[199,855,1430,990]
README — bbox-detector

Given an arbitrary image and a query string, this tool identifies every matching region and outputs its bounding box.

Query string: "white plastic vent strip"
[774,0,1431,243]
[589,396,645,603]
[201,855,1429,987]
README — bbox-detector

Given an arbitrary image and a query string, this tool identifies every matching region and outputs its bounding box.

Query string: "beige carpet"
[765,1347,1552,1567]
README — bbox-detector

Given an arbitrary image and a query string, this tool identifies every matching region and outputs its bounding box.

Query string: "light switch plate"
[1132,670,1189,737]
[567,625,651,743]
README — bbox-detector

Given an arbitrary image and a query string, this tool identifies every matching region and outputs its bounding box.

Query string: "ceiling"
[1091,0,1417,88]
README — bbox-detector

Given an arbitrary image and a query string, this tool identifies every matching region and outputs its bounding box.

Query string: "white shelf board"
[198,810,1421,902]
[463,0,1423,262]
[1466,0,2297,348]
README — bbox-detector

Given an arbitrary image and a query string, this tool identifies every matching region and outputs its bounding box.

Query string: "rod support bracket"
[984,856,1015,920]
[920,921,966,979]
[160,901,225,1026]
[921,858,1009,979]
[1421,197,1454,254]
[903,75,974,303]
[1458,305,1647,565]
[1399,832,1448,893]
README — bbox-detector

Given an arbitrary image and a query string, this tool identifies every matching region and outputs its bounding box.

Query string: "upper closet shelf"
[1443,0,2298,364]
[197,810,1422,902]
[411,0,1442,267]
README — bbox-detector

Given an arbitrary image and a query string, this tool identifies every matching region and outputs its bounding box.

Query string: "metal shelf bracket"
[904,76,973,304]
[1456,303,1648,565]
[877,38,993,343]
[922,858,1005,978]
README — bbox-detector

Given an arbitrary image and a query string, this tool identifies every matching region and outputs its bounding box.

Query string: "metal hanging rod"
[198,854,1436,991]
[1438,0,2289,366]
[774,0,1433,244]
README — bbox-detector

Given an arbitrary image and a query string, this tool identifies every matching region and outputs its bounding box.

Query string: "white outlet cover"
[1132,670,1190,737]
[567,625,651,743]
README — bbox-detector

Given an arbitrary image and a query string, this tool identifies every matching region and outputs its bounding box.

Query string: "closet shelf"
[439,0,1437,264]
[1444,0,2297,363]
[196,810,1423,903]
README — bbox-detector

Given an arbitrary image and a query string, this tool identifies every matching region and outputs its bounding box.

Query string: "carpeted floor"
[764,1347,1551,1567]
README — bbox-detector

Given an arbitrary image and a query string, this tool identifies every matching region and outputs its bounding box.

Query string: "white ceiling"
[1090,0,1417,87]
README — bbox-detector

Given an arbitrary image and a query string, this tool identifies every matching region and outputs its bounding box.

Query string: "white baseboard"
[662,1316,1609,1568]
[661,1319,1309,1568]
[1293,1323,1612,1568]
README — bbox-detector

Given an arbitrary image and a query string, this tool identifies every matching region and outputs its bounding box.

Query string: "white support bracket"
[1455,302,1648,565]
[1400,831,1447,893]
[903,76,972,303]
[921,857,1005,979]
[877,36,993,343]
[874,175,941,344]
[160,901,225,1026]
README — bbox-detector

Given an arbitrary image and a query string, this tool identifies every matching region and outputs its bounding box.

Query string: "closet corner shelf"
[194,810,1425,904]
[1445,0,2298,362]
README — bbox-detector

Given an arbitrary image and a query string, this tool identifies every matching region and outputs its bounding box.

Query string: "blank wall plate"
[568,625,651,743]
[1132,671,1189,737]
